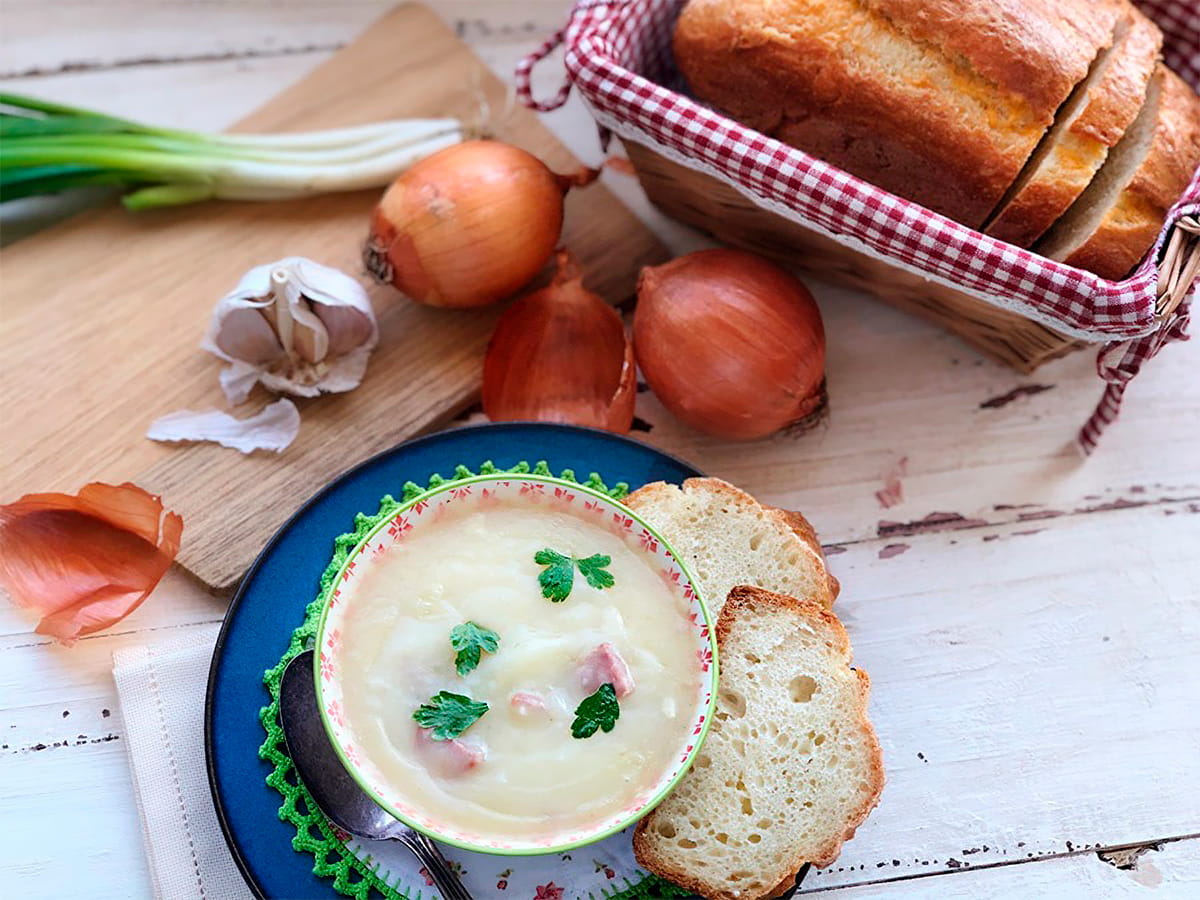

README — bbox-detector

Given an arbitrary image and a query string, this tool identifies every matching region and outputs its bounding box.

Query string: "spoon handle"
[396,831,473,900]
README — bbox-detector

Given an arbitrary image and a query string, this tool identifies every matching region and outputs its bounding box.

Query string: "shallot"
[482,251,635,432]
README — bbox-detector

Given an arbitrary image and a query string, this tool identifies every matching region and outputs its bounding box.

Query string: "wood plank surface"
[3,482,1196,896]
[0,3,668,590]
[819,837,1200,897]
[0,1,567,77]
[2,2,1198,899]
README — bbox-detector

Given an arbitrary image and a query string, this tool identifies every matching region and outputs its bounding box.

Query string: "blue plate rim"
[202,421,703,898]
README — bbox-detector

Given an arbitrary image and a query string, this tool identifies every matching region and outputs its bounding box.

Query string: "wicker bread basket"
[519,0,1200,449]
[621,145,1197,374]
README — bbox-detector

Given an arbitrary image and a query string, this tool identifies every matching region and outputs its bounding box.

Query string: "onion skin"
[483,251,635,433]
[0,482,182,645]
[634,249,826,441]
[365,141,574,309]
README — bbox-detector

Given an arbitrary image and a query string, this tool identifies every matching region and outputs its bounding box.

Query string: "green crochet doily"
[257,460,693,900]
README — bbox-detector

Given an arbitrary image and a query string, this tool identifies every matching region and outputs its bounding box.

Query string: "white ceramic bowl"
[313,472,719,855]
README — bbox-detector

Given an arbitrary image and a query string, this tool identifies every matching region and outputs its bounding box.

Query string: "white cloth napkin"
[112,624,254,900]
[112,626,657,900]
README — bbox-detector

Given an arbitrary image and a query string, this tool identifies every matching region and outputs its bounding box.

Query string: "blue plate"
[205,422,701,898]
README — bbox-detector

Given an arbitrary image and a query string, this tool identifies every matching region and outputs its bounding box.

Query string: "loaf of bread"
[673,0,1200,280]
[624,477,838,617]
[673,0,1118,228]
[633,586,883,900]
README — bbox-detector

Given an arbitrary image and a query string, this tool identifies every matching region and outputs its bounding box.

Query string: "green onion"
[0,93,463,211]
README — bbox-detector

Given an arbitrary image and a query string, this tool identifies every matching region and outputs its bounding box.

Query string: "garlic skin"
[147,398,301,454]
[202,257,378,405]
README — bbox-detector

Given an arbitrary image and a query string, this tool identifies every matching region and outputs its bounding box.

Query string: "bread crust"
[673,0,1114,227]
[624,476,839,607]
[773,507,840,602]
[633,586,885,899]
[1075,8,1162,147]
[1063,66,1200,279]
[861,0,1113,113]
[986,8,1162,247]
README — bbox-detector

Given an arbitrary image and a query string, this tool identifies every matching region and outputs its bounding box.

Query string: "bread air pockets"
[624,479,881,900]
[633,587,883,900]
[623,477,839,618]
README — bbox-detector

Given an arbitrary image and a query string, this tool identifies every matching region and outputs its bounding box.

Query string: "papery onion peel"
[482,250,635,433]
[365,140,598,309]
[0,482,183,645]
[634,248,827,441]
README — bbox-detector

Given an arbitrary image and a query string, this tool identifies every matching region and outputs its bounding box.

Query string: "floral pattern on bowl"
[313,472,719,856]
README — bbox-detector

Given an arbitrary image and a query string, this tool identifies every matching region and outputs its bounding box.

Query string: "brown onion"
[634,248,826,440]
[364,140,595,308]
[483,251,635,432]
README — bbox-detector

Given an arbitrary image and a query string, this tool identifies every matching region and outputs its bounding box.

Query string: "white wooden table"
[2,2,1198,898]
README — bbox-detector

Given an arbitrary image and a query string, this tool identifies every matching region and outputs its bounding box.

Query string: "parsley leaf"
[449,621,500,677]
[412,691,489,740]
[535,548,574,601]
[576,553,614,590]
[571,682,621,739]
[535,548,615,602]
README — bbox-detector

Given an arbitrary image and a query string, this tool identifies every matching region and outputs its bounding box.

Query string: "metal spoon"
[279,650,473,900]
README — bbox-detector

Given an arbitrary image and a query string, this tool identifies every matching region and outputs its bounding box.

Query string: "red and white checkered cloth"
[517,0,1200,453]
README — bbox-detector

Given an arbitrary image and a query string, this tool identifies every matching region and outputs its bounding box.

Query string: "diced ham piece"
[415,728,485,777]
[579,642,635,698]
[509,691,547,716]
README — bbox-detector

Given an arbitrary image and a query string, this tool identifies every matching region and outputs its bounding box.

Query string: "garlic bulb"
[202,257,378,405]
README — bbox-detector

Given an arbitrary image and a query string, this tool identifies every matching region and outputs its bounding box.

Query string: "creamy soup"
[337,496,703,844]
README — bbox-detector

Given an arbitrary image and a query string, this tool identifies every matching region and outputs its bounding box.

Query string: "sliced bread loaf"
[623,477,838,617]
[1036,64,1200,279]
[633,586,884,900]
[673,0,1117,226]
[985,7,1162,247]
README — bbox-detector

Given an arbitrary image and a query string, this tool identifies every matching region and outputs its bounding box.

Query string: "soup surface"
[337,496,702,843]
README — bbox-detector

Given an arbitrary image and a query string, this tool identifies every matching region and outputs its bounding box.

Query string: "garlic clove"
[290,321,325,364]
[290,257,378,356]
[312,301,376,356]
[284,297,331,365]
[214,306,285,364]
[201,262,281,365]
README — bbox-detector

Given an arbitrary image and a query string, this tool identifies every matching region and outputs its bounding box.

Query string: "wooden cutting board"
[0,3,668,591]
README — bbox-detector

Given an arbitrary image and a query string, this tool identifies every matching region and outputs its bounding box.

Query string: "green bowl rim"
[312,471,720,857]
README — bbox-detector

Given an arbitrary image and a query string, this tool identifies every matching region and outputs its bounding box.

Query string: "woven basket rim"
[556,0,1199,343]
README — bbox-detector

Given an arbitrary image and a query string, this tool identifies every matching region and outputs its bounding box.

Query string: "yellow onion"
[483,251,635,432]
[634,248,826,440]
[364,140,595,309]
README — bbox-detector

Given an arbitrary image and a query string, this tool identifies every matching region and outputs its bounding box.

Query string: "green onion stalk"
[0,94,463,211]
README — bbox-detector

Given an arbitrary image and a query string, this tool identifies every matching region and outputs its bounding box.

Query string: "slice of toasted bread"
[633,587,884,900]
[624,478,838,617]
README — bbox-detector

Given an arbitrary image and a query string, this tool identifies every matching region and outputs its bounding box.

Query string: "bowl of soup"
[313,472,718,855]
